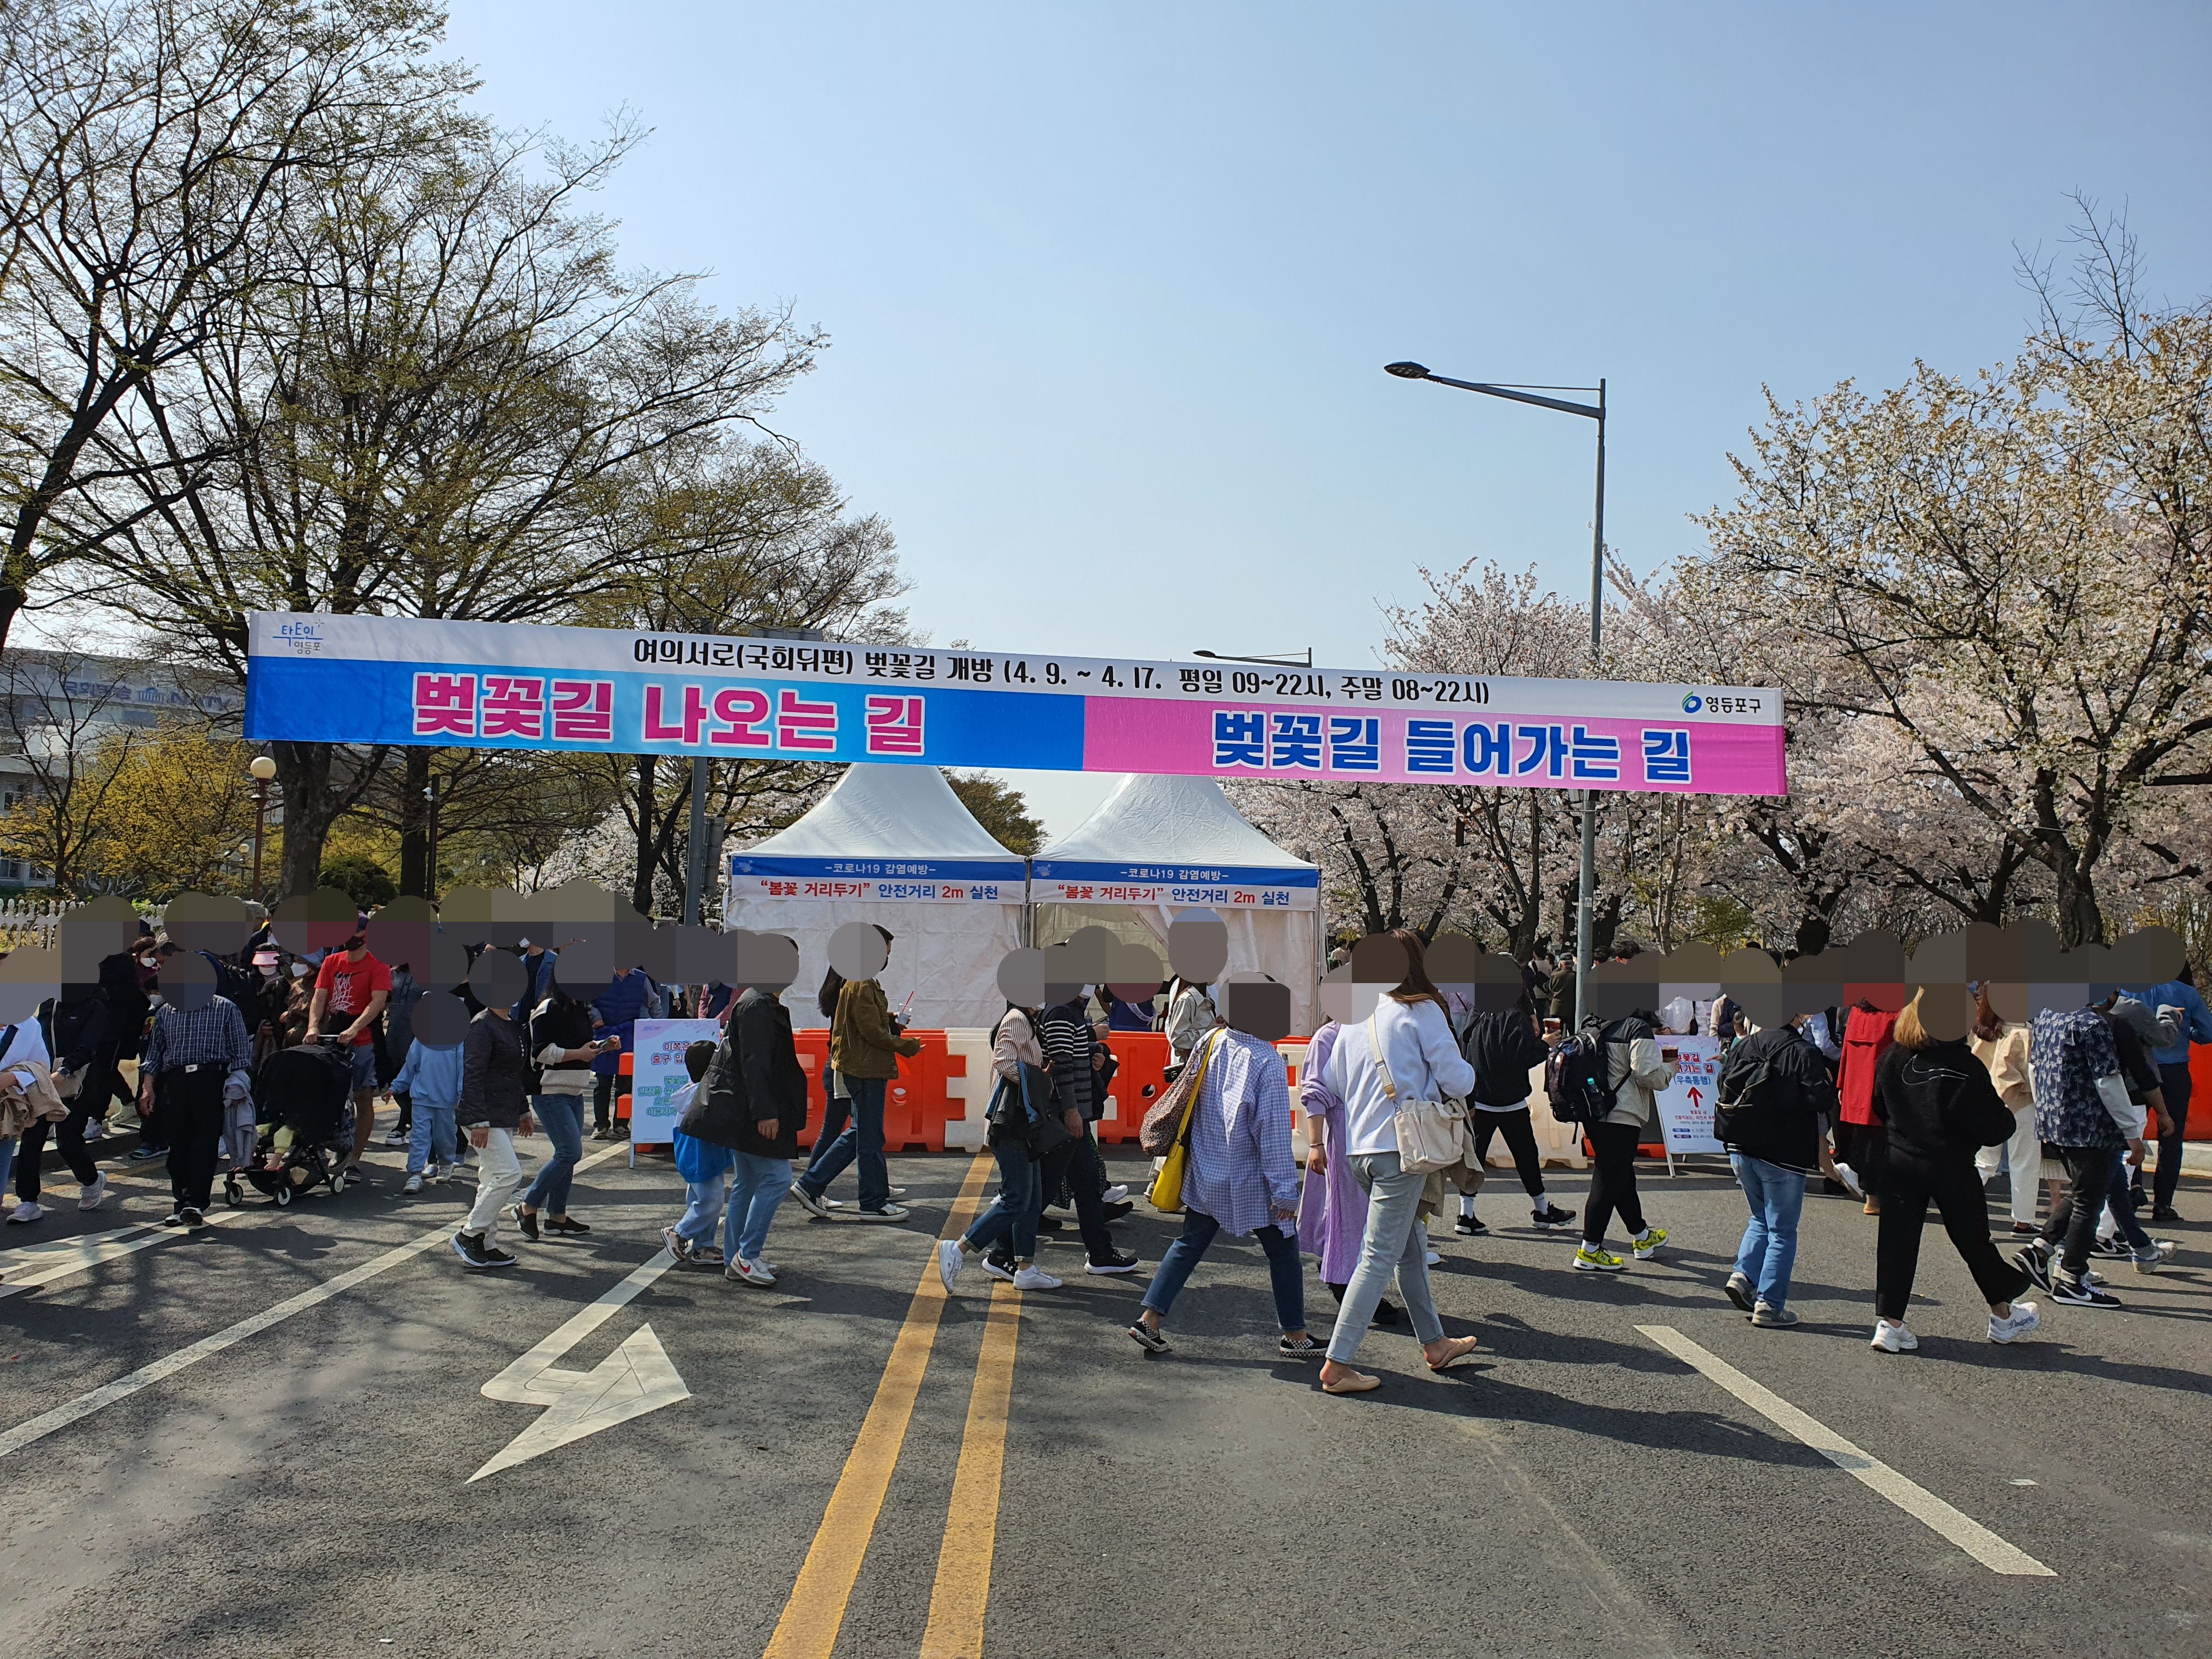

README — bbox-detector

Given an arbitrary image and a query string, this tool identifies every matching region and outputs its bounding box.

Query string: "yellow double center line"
[763,1155,1024,1659]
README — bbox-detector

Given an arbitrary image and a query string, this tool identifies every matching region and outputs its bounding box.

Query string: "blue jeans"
[523,1093,585,1214]
[406,1103,457,1175]
[963,1136,1042,1261]
[676,1173,729,1245]
[798,1075,888,1211]
[2102,1147,2152,1249]
[1730,1152,1805,1311]
[724,1150,791,1263]
[802,1071,850,1182]
[1142,1207,1305,1333]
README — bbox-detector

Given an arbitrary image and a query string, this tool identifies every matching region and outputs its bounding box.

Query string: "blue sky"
[443,1,2211,832]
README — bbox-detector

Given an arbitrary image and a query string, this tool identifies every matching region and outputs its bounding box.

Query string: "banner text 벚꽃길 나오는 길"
[244,613,1788,797]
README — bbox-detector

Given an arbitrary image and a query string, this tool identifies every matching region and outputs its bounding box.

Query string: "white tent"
[724,764,1024,1030]
[1031,774,1321,1035]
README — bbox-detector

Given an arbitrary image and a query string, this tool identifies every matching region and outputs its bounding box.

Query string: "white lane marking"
[470,1250,687,1482]
[1637,1325,2055,1577]
[0,1140,641,1458]
[0,1211,250,1297]
[0,1223,454,1460]
[0,1137,636,1298]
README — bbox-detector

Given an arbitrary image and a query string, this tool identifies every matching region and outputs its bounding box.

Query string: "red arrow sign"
[1686,1086,1705,1108]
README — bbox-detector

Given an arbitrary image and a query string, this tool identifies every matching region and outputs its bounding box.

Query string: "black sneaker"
[452,1230,494,1267]
[1085,1249,1139,1276]
[2151,1205,2181,1223]
[1100,1199,1133,1222]
[1127,1320,1171,1354]
[1277,1333,1325,1360]
[479,1243,518,1268]
[180,1206,205,1229]
[1532,1204,1576,1228]
[2087,1235,2132,1261]
[1036,1214,1064,1232]
[2013,1243,2052,1291]
[514,1208,540,1243]
[2050,1273,2121,1308]
[1454,1215,1488,1237]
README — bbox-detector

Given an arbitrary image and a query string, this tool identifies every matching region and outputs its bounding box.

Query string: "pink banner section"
[1081,698,1786,795]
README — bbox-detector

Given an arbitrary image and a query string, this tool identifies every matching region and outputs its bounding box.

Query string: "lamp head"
[1384,360,1431,380]
[249,755,278,782]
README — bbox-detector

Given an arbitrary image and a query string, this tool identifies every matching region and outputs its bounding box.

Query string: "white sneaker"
[382,1128,409,1147]
[1832,1162,1864,1199]
[726,1257,777,1288]
[1102,1183,1131,1204]
[1011,1265,1062,1290]
[937,1238,966,1293]
[1988,1304,2040,1343]
[77,1171,108,1210]
[788,1182,831,1219]
[402,1173,424,1194]
[7,1200,43,1223]
[1424,1250,1442,1266]
[1869,1321,1918,1353]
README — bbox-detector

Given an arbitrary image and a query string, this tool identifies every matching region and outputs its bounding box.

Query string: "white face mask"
[259,966,278,977]
[138,956,155,968]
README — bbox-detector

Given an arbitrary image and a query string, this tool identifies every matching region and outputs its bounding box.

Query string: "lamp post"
[1383,360,1607,1029]
[248,754,277,904]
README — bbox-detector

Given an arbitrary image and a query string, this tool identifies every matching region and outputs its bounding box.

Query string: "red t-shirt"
[315,950,392,1046]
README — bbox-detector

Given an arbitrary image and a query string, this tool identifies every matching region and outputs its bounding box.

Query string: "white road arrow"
[469,1249,691,1482]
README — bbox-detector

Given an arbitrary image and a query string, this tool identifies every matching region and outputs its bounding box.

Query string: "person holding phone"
[515,982,605,1241]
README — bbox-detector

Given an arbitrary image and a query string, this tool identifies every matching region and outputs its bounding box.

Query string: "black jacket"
[1714,1023,1838,1173]
[458,1010,530,1129]
[1871,1040,2016,1164]
[685,988,806,1159]
[42,989,111,1074]
[1459,1011,1549,1107]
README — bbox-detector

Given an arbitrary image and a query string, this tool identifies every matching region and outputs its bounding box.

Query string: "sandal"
[545,1216,591,1235]
[1425,1336,1480,1372]
[1320,1369,1381,1395]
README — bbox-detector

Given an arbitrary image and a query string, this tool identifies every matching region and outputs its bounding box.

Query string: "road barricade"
[793,1028,831,1149]
[1097,1032,1171,1143]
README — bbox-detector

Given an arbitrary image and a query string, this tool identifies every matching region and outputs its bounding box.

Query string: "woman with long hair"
[1870,987,2039,1352]
[1297,1019,1401,1326]
[939,997,1073,1291]
[1314,930,1482,1395]
[515,981,611,1240]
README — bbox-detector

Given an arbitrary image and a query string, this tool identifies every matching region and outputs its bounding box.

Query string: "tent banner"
[246,612,1788,797]
[1030,860,1318,911]
[729,854,1024,905]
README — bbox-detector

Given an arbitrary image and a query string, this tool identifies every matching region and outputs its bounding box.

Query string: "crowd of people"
[3,904,2204,1383]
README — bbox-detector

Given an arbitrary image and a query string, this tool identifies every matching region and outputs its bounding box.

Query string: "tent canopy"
[726,764,1023,1030]
[1032,774,1319,1035]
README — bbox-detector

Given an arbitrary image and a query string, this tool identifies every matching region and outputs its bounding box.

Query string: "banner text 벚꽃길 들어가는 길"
[244,613,1788,797]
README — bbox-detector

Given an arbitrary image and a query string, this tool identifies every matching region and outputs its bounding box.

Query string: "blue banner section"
[1031,858,1321,889]
[245,655,1085,767]
[730,854,1029,883]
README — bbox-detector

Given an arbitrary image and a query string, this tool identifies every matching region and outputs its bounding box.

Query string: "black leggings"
[1582,1121,1646,1245]
[1472,1107,1546,1199]
[1876,1149,2030,1320]
[17,1099,99,1199]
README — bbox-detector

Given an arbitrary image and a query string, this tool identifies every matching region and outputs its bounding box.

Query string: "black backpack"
[1544,1022,1620,1124]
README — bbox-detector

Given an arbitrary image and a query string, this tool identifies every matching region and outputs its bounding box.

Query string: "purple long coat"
[1295,1022,1370,1285]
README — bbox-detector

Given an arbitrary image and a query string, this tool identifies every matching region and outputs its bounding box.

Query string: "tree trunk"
[1794,913,1832,956]
[630,754,659,916]
[273,741,339,896]
[398,748,434,896]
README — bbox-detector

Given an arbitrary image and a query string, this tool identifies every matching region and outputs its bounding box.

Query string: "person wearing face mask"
[380,960,426,1147]
[111,938,163,1161]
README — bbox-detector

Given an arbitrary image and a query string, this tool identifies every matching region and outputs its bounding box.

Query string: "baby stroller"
[236,1040,357,1207]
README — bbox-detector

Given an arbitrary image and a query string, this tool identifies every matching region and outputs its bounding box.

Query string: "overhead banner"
[727,854,1025,906]
[1029,861,1319,911]
[245,612,1788,796]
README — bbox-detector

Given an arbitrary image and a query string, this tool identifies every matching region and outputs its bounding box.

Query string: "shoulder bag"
[1146,1029,1224,1214]
[1138,1026,1222,1156]
[1368,1013,1469,1177]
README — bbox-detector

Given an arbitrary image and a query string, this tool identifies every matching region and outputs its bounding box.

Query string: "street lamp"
[248,754,277,904]
[1385,359,1608,1029]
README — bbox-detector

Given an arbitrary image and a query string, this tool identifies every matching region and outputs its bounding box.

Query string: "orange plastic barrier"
[787,1030,962,1153]
[793,1029,830,1149]
[2192,1043,2211,1141]
[1097,1032,1171,1143]
[613,1048,634,1122]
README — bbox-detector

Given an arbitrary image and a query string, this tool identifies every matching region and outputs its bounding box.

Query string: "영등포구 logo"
[1681,693,1703,713]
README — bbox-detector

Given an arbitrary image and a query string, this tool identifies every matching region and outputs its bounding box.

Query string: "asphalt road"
[3,1122,2209,1659]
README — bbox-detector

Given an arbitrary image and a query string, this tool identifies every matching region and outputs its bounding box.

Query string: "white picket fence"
[0,899,66,953]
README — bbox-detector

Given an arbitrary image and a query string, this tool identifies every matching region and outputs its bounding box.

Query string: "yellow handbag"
[1146,1031,1223,1215]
